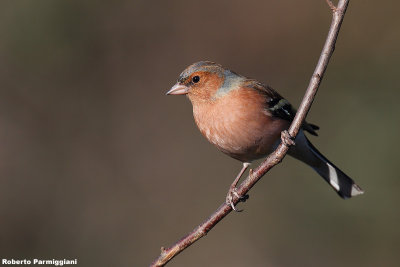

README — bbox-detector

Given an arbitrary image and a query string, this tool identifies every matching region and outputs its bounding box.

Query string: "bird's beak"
[166,83,189,95]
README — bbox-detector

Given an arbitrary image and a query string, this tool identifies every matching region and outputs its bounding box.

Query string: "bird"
[166,61,363,210]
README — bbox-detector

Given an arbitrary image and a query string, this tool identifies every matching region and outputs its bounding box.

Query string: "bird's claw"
[226,187,249,212]
[226,187,241,212]
[281,130,295,146]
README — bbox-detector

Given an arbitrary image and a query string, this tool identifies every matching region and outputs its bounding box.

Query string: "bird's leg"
[226,162,250,212]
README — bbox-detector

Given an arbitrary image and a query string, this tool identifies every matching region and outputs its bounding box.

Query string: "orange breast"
[192,88,290,162]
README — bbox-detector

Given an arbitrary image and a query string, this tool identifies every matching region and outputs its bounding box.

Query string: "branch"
[326,0,337,11]
[151,1,349,266]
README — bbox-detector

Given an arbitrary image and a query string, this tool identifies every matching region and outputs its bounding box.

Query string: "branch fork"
[326,0,337,12]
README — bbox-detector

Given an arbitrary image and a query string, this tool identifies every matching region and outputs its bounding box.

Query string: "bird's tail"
[288,131,364,199]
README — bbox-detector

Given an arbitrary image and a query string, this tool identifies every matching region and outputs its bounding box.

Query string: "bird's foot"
[226,162,251,212]
[226,187,242,212]
[226,187,249,212]
[281,130,295,147]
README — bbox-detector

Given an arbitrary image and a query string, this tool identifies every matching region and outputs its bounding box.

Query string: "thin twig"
[151,0,350,266]
[326,0,337,12]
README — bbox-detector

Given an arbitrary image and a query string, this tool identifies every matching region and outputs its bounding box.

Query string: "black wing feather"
[245,80,319,136]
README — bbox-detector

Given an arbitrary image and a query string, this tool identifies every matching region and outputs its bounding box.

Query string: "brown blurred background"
[0,0,399,266]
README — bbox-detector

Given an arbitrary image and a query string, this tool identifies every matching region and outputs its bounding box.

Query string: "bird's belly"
[194,105,289,162]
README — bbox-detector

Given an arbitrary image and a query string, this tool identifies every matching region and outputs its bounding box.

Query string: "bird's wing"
[244,79,319,136]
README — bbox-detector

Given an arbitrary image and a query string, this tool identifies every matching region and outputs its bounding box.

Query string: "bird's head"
[167,61,245,103]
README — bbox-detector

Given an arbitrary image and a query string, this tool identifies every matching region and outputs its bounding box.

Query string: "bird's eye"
[192,76,200,83]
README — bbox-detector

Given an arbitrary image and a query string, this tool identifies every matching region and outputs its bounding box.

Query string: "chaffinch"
[167,61,363,210]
